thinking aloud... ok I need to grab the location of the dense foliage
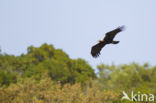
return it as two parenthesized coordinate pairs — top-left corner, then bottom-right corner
(0, 43), (96, 86)
(0, 43), (155, 103)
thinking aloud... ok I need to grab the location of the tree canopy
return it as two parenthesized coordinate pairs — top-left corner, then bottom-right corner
(0, 43), (96, 86)
(0, 43), (155, 103)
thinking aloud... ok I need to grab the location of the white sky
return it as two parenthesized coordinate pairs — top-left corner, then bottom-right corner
(0, 0), (156, 68)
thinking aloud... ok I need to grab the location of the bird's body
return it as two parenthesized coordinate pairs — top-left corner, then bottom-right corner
(91, 26), (125, 58)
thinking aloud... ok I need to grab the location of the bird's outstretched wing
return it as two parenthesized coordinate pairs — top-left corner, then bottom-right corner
(91, 42), (106, 58)
(104, 26), (125, 41)
(91, 25), (125, 58)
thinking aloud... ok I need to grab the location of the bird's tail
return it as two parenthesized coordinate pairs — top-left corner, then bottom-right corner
(112, 41), (120, 44)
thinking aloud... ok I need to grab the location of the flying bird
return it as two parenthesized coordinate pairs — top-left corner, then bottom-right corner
(91, 26), (125, 58)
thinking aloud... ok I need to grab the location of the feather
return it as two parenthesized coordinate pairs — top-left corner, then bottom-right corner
(91, 26), (125, 58)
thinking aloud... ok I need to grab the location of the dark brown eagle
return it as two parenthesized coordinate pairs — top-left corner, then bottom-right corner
(91, 26), (125, 58)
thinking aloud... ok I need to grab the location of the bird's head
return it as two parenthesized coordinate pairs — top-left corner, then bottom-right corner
(98, 39), (104, 43)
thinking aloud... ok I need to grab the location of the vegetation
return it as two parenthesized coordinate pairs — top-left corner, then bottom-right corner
(0, 43), (155, 103)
